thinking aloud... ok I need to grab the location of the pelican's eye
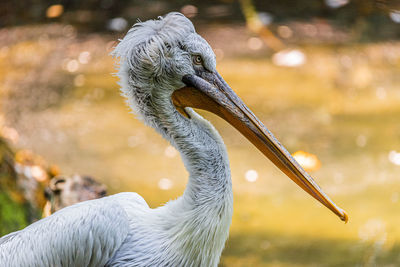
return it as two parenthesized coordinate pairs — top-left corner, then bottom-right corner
(192, 55), (203, 65)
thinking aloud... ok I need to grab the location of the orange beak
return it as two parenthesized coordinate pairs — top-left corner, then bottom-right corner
(172, 71), (348, 222)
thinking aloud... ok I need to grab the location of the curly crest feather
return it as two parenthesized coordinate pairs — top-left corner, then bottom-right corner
(113, 12), (194, 84)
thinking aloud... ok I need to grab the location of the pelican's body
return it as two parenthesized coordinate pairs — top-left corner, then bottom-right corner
(1, 189), (231, 266)
(0, 12), (346, 267)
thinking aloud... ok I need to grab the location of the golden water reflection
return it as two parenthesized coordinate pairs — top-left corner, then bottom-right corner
(1, 27), (400, 266)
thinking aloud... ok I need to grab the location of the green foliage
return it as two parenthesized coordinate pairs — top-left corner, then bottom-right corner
(0, 138), (30, 236)
(0, 192), (29, 236)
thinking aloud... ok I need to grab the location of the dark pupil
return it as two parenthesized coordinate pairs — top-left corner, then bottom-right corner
(196, 56), (201, 63)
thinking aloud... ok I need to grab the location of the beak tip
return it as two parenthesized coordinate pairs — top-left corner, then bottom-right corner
(340, 210), (349, 223)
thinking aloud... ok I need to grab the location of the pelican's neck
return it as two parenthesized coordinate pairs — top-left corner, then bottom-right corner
(151, 94), (233, 208)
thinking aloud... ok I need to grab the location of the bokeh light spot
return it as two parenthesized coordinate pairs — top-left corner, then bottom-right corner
(388, 150), (400, 166)
(356, 135), (367, 148)
(258, 12), (273, 26)
(158, 178), (173, 190)
(107, 17), (128, 32)
(46, 5), (64, 18)
(324, 0), (349, 9)
(78, 51), (91, 64)
(164, 145), (177, 158)
(245, 169), (258, 182)
(1, 126), (19, 144)
(389, 11), (400, 23)
(247, 37), (263, 50)
(31, 165), (48, 182)
(181, 5), (198, 18)
(128, 133), (145, 148)
(272, 49), (306, 67)
(277, 26), (293, 39)
(66, 59), (79, 73)
(292, 150), (321, 172)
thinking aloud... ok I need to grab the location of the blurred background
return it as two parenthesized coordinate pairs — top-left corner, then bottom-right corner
(1, 0), (400, 266)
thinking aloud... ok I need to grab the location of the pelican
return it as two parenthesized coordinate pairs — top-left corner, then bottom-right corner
(0, 12), (347, 267)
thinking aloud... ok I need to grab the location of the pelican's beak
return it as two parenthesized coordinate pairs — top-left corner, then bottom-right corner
(172, 71), (348, 222)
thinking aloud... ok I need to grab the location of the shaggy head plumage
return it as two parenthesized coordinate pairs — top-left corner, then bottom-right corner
(112, 12), (216, 127)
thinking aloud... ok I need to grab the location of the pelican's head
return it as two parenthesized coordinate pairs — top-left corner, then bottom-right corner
(112, 12), (216, 116)
(113, 12), (348, 222)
